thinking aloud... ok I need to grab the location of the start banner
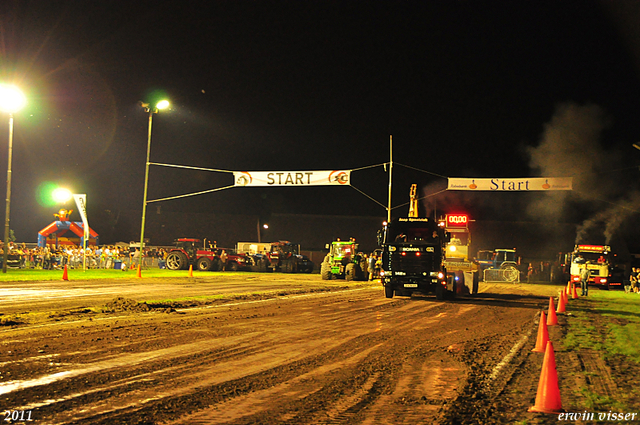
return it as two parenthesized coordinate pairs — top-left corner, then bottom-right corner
(447, 177), (572, 191)
(234, 170), (351, 187)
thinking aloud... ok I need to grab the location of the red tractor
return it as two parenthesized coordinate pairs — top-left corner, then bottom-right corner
(165, 238), (223, 271)
(266, 241), (314, 273)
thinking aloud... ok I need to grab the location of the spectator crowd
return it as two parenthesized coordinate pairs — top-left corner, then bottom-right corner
(0, 242), (168, 270)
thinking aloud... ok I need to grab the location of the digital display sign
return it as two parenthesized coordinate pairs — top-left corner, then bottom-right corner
(446, 214), (469, 227)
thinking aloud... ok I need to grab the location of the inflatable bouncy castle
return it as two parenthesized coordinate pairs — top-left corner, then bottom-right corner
(38, 209), (99, 247)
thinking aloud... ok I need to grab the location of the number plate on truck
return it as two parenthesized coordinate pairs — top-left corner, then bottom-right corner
(404, 283), (418, 288)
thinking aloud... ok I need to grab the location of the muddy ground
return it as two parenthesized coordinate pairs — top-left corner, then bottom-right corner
(0, 274), (636, 424)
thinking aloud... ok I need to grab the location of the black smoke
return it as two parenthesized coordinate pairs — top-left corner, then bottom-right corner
(527, 102), (639, 245)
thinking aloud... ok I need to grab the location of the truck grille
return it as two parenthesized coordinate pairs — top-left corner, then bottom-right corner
(389, 255), (436, 275)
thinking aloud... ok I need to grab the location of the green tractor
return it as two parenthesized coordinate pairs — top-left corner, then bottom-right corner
(320, 239), (367, 281)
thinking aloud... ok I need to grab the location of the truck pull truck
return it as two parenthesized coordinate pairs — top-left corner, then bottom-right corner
(378, 217), (455, 299)
(569, 244), (612, 289)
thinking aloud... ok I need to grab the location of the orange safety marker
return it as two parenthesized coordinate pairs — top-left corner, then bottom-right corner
(532, 311), (550, 352)
(556, 290), (566, 314)
(62, 264), (69, 281)
(572, 282), (579, 299)
(547, 297), (559, 326)
(137, 265), (142, 278)
(528, 340), (563, 414)
(188, 264), (193, 277)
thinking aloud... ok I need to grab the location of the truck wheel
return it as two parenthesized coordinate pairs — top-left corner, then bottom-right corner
(227, 262), (238, 271)
(166, 252), (188, 270)
(435, 284), (445, 300)
(345, 263), (356, 281)
(196, 257), (212, 271)
(447, 280), (457, 300)
(320, 262), (331, 280)
(384, 285), (394, 298)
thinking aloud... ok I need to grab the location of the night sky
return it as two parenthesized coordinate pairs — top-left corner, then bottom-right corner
(2, 0), (640, 246)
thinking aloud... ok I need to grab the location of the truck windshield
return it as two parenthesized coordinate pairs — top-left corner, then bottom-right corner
(447, 232), (468, 246)
(387, 225), (438, 243)
(573, 253), (608, 263)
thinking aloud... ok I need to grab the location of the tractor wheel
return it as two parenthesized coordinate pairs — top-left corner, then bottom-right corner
(166, 252), (188, 270)
(345, 263), (356, 281)
(196, 257), (212, 271)
(257, 258), (268, 272)
(227, 262), (239, 272)
(502, 265), (519, 282)
(320, 262), (332, 280)
(435, 284), (445, 300)
(384, 285), (394, 298)
(281, 260), (292, 273)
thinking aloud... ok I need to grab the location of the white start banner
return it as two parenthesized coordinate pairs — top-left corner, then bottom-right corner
(233, 170), (351, 187)
(447, 177), (573, 191)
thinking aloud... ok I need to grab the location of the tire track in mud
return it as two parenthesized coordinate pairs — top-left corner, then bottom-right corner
(0, 286), (540, 424)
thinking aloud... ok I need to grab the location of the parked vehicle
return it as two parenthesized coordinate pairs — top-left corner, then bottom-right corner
(236, 241), (314, 273)
(165, 238), (222, 271)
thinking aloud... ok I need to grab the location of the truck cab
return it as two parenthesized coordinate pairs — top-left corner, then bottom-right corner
(378, 217), (454, 299)
(570, 244), (611, 288)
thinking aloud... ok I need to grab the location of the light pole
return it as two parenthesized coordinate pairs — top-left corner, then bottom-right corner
(138, 99), (169, 276)
(0, 85), (26, 273)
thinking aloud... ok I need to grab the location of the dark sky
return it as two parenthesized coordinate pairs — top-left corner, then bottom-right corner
(2, 0), (640, 244)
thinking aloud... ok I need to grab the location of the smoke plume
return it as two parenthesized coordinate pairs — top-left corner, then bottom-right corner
(527, 101), (638, 245)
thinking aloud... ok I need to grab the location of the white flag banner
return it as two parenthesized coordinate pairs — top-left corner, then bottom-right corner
(234, 170), (351, 187)
(448, 177), (573, 191)
(72, 194), (90, 239)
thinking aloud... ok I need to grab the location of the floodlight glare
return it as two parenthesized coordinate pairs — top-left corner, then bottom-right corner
(156, 99), (170, 110)
(52, 188), (73, 203)
(0, 85), (26, 113)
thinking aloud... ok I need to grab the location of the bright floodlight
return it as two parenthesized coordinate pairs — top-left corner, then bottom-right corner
(156, 99), (170, 110)
(52, 187), (73, 203)
(0, 85), (26, 113)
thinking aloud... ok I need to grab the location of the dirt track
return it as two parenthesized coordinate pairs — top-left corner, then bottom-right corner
(0, 274), (628, 424)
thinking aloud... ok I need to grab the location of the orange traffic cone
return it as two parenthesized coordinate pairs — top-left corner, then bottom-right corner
(572, 283), (579, 299)
(556, 290), (566, 314)
(528, 340), (563, 414)
(137, 265), (142, 278)
(566, 281), (571, 295)
(188, 264), (193, 277)
(62, 264), (69, 281)
(547, 297), (558, 326)
(532, 311), (550, 352)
